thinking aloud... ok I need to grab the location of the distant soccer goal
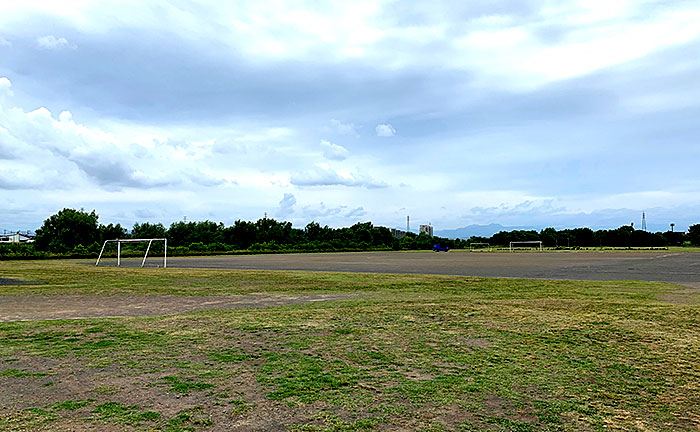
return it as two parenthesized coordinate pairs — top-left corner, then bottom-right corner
(469, 242), (490, 250)
(95, 238), (167, 268)
(509, 241), (543, 252)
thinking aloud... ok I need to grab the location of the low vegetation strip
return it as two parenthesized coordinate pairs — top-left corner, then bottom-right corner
(0, 261), (699, 431)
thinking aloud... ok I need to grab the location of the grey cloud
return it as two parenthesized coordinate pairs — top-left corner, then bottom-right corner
(0, 20), (473, 123)
(0, 173), (33, 190)
(0, 134), (20, 160)
(470, 200), (566, 218)
(134, 209), (156, 219)
(185, 170), (227, 187)
(70, 156), (154, 188)
(345, 207), (366, 219)
(0, 167), (57, 190)
(276, 193), (296, 218)
(301, 202), (347, 219)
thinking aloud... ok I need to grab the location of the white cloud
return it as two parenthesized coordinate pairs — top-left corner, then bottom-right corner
(375, 123), (395, 137)
(36, 35), (74, 50)
(0, 77), (13, 99)
(290, 165), (387, 189)
(328, 119), (359, 136)
(0, 37), (10, 47)
(320, 139), (349, 161)
(1, 5), (700, 230)
(0, 81), (230, 190)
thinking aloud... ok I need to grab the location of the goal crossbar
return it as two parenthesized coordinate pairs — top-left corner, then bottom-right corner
(509, 241), (543, 252)
(95, 238), (167, 268)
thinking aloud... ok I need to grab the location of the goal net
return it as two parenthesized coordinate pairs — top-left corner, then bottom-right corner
(509, 241), (543, 252)
(95, 238), (167, 268)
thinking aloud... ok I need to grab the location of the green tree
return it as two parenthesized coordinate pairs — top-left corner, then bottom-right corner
(688, 224), (700, 246)
(99, 223), (127, 242)
(35, 208), (100, 253)
(131, 222), (167, 239)
(539, 227), (558, 247)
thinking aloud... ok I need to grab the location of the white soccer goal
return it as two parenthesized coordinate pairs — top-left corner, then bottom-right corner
(95, 238), (167, 268)
(509, 241), (543, 252)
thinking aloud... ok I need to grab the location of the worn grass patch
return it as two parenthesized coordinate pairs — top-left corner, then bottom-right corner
(0, 260), (699, 430)
(91, 401), (161, 425)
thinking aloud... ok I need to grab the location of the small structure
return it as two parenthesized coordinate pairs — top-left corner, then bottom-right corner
(0, 232), (35, 243)
(390, 228), (407, 239)
(419, 224), (433, 237)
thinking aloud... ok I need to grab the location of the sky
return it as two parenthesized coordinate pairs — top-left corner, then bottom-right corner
(1, 0), (700, 234)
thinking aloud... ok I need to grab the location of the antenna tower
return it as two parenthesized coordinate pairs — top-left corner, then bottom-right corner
(641, 212), (647, 231)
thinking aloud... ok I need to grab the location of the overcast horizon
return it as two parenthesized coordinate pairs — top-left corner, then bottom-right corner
(2, 1), (700, 233)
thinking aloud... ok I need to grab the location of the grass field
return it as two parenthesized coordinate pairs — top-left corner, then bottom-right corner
(1, 261), (699, 431)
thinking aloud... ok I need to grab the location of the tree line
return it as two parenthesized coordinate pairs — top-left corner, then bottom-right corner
(8, 208), (465, 257)
(1, 208), (699, 259)
(470, 225), (699, 248)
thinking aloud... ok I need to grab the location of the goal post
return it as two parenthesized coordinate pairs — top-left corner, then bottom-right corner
(509, 241), (543, 252)
(95, 238), (167, 268)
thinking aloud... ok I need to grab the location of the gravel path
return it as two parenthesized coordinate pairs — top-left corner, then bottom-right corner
(147, 250), (700, 286)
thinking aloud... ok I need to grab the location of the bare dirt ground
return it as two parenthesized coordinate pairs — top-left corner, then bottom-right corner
(4, 251), (698, 322)
(0, 293), (358, 322)
(152, 250), (700, 286)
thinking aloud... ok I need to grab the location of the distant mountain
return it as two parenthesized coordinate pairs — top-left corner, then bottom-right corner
(435, 224), (538, 239)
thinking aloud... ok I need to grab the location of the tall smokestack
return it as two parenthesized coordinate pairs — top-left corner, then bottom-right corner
(407, 215), (410, 232)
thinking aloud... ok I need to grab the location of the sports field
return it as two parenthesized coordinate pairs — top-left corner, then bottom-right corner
(1, 251), (699, 431)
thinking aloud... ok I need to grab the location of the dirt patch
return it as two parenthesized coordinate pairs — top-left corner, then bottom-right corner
(463, 337), (491, 348)
(657, 286), (700, 304)
(0, 293), (360, 322)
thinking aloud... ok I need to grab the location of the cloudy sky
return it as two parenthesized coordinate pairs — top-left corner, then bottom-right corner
(1, 1), (699, 234)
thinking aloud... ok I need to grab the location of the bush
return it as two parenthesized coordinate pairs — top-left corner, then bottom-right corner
(71, 244), (90, 256)
(688, 224), (700, 246)
(188, 242), (207, 252)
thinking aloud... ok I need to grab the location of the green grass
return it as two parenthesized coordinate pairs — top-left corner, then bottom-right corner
(0, 368), (48, 378)
(0, 260), (699, 431)
(91, 401), (161, 425)
(163, 376), (215, 394)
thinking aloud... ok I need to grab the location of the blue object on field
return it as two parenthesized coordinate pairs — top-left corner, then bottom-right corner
(433, 244), (450, 252)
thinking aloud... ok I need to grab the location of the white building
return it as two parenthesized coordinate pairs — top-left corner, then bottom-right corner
(419, 224), (433, 236)
(0, 232), (35, 243)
